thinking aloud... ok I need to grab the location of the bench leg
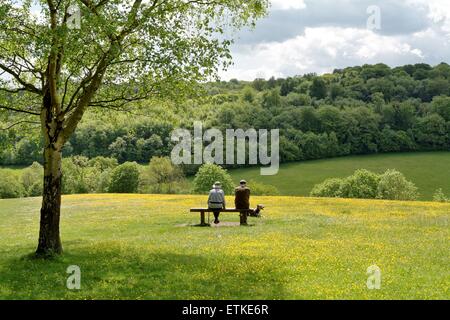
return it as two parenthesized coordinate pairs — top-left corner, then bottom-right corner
(200, 211), (209, 226)
(240, 212), (248, 226)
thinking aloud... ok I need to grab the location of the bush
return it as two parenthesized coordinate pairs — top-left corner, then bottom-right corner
(96, 170), (113, 193)
(0, 172), (25, 199)
(310, 169), (418, 201)
(61, 156), (117, 194)
(28, 181), (43, 197)
(433, 188), (448, 203)
(88, 157), (118, 193)
(21, 162), (43, 197)
(140, 156), (187, 194)
(108, 162), (140, 193)
(248, 180), (279, 196)
(14, 138), (42, 165)
(88, 156), (118, 171)
(310, 178), (344, 198)
(376, 169), (418, 200)
(193, 163), (234, 194)
(62, 156), (95, 194)
(340, 169), (380, 199)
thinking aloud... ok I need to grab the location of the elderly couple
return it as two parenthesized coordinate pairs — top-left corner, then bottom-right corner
(207, 180), (262, 224)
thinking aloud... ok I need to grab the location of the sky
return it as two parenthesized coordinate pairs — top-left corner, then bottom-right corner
(219, 0), (450, 80)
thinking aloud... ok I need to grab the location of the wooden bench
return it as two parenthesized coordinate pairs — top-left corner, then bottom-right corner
(190, 208), (255, 226)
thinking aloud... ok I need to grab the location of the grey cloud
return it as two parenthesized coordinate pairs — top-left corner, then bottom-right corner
(221, 0), (450, 80)
(234, 0), (430, 45)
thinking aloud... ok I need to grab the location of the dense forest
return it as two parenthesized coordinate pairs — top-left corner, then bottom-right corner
(1, 62), (449, 169)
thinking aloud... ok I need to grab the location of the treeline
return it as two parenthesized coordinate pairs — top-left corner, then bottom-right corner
(1, 63), (449, 166)
(210, 97), (449, 162)
(0, 158), (279, 199)
(206, 63), (450, 162)
(0, 118), (177, 165)
(0, 156), (189, 199)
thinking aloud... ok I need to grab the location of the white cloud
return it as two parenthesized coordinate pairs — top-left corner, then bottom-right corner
(416, 0), (450, 21)
(405, 0), (450, 33)
(221, 0), (450, 80)
(270, 0), (306, 10)
(427, 1), (450, 34)
(222, 27), (428, 80)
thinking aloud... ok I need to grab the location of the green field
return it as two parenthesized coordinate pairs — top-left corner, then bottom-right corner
(228, 152), (450, 200)
(0, 194), (449, 299)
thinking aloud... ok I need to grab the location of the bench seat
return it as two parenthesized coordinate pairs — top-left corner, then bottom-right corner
(189, 208), (254, 226)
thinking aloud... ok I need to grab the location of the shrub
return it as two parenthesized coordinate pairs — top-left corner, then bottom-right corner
(62, 156), (94, 194)
(193, 163), (234, 194)
(87, 157), (118, 193)
(140, 157), (187, 194)
(310, 169), (419, 201)
(0, 172), (25, 199)
(433, 188), (448, 203)
(21, 162), (43, 196)
(310, 178), (344, 198)
(88, 156), (118, 171)
(28, 181), (43, 197)
(340, 169), (380, 199)
(376, 169), (418, 200)
(108, 162), (140, 193)
(62, 156), (115, 194)
(248, 180), (279, 196)
(96, 170), (113, 193)
(14, 138), (42, 165)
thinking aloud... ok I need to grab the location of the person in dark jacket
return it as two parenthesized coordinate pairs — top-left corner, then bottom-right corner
(235, 180), (264, 217)
(235, 180), (250, 209)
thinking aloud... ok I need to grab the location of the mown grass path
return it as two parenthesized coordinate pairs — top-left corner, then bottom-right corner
(0, 194), (449, 299)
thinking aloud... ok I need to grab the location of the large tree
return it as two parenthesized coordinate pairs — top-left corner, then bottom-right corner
(0, 0), (267, 256)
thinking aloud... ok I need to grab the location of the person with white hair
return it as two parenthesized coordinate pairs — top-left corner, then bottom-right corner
(208, 181), (226, 224)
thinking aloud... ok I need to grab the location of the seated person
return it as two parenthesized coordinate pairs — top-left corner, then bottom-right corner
(235, 180), (250, 209)
(235, 180), (264, 217)
(208, 181), (226, 224)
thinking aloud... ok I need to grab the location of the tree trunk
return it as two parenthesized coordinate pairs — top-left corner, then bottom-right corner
(35, 146), (63, 256)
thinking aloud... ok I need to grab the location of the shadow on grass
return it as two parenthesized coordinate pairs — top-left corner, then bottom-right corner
(0, 242), (288, 300)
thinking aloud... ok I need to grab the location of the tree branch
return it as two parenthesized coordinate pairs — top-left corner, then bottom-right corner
(60, 0), (145, 144)
(0, 63), (42, 94)
(0, 120), (40, 130)
(0, 105), (40, 116)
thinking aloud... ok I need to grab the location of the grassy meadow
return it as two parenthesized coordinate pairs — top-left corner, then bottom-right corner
(0, 194), (449, 299)
(228, 152), (450, 200)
